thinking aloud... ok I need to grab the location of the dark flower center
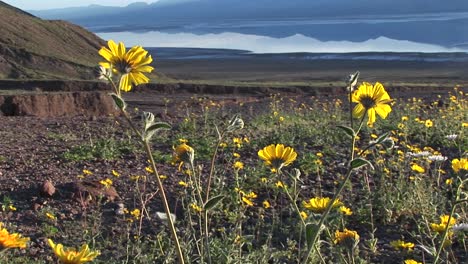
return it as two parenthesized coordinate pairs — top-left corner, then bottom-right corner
(359, 95), (376, 109)
(113, 59), (132, 74)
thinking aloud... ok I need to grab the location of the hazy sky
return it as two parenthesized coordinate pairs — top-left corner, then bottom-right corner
(3, 0), (158, 10)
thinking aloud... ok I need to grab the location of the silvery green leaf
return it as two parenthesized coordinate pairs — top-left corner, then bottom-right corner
(417, 244), (435, 256)
(110, 93), (126, 110)
(375, 132), (390, 144)
(227, 114), (244, 132)
(347, 71), (360, 91)
(380, 138), (395, 149)
(142, 112), (155, 130)
(337, 125), (356, 138)
(350, 158), (374, 170)
(146, 122), (171, 133)
(156, 211), (177, 224)
(306, 223), (323, 251)
(144, 122), (171, 142)
(204, 195), (225, 211)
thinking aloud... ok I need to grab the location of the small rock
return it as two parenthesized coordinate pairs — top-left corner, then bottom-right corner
(71, 180), (120, 204)
(40, 180), (55, 197)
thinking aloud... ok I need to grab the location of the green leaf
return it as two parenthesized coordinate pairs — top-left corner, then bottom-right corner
(380, 138), (395, 149)
(375, 132), (390, 144)
(350, 158), (374, 170)
(336, 125), (355, 138)
(110, 93), (126, 110)
(305, 223), (321, 251)
(204, 195), (224, 211)
(145, 122), (171, 133)
(143, 122), (171, 142)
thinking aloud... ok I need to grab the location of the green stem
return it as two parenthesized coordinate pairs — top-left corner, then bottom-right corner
(205, 132), (224, 202)
(114, 96), (185, 263)
(303, 115), (366, 262)
(144, 142), (185, 264)
(433, 179), (467, 264)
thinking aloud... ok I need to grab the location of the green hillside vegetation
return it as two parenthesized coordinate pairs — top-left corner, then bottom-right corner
(0, 1), (105, 79)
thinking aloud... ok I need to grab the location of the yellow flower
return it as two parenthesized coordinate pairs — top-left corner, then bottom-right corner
(233, 161), (244, 170)
(190, 203), (202, 213)
(258, 144), (297, 171)
(145, 166), (154, 173)
(82, 170), (93, 175)
(390, 240), (415, 251)
(316, 152), (323, 158)
(275, 181), (286, 189)
(99, 40), (154, 92)
(48, 239), (100, 264)
(445, 178), (453, 185)
(130, 209), (140, 219)
(425, 119), (433, 128)
(99, 178), (113, 188)
(339, 206), (353, 216)
(233, 152), (241, 158)
(46, 212), (57, 220)
(452, 158), (468, 173)
(401, 116), (409, 122)
(404, 260), (422, 264)
(431, 214), (457, 233)
(172, 143), (195, 170)
(111, 170), (120, 177)
(262, 200), (271, 209)
(233, 137), (243, 148)
(303, 197), (343, 214)
(300, 211), (308, 220)
(242, 196), (254, 207)
(178, 181), (188, 187)
(219, 142), (228, 148)
(411, 164), (425, 173)
(0, 223), (29, 249)
(351, 82), (392, 126)
(334, 228), (359, 245)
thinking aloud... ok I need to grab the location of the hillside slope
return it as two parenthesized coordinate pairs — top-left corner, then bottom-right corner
(0, 1), (105, 79)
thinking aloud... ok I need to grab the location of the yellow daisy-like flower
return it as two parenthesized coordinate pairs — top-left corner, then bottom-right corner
(172, 143), (195, 170)
(99, 40), (154, 92)
(425, 119), (433, 128)
(351, 82), (392, 126)
(233, 161), (244, 170)
(404, 260), (422, 264)
(262, 200), (271, 209)
(190, 203), (203, 213)
(452, 158), (468, 173)
(99, 178), (113, 188)
(430, 214), (457, 233)
(334, 228), (359, 245)
(258, 144), (297, 172)
(48, 239), (100, 264)
(303, 197), (343, 214)
(390, 240), (415, 251)
(339, 206), (353, 216)
(411, 164), (425, 173)
(0, 223), (29, 249)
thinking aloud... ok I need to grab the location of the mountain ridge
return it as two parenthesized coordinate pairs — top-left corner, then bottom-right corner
(0, 1), (106, 79)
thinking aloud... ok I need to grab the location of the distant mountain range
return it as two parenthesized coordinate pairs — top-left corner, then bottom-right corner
(0, 1), (104, 79)
(32, 0), (468, 24)
(28, 0), (468, 49)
